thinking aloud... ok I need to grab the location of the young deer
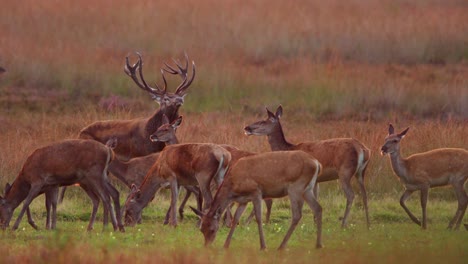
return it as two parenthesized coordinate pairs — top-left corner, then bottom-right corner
(0, 139), (124, 232)
(244, 105), (371, 228)
(380, 124), (468, 229)
(79, 53), (195, 159)
(192, 151), (323, 250)
(123, 117), (231, 226)
(106, 138), (201, 223)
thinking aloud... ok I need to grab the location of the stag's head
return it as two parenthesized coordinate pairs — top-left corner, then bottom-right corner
(123, 184), (143, 227)
(0, 183), (13, 229)
(244, 105), (283, 136)
(149, 115), (182, 143)
(380, 124), (410, 156)
(124, 53), (195, 110)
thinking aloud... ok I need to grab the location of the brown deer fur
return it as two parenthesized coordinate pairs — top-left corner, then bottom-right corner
(193, 150), (323, 250)
(124, 143), (231, 227)
(244, 105), (371, 228)
(0, 139), (124, 232)
(381, 124), (468, 229)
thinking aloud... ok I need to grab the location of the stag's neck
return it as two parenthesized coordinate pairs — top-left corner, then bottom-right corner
(267, 123), (295, 151)
(108, 159), (130, 187)
(389, 149), (410, 182)
(145, 106), (180, 135)
(5, 178), (30, 210)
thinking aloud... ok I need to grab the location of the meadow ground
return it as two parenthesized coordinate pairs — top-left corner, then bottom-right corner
(1, 0), (467, 263)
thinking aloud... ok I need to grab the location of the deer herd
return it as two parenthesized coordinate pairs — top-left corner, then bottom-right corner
(0, 53), (466, 250)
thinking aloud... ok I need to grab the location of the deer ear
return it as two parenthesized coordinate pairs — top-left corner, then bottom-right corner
(172, 116), (183, 129)
(266, 107), (276, 120)
(275, 105), (283, 119)
(190, 206), (204, 219)
(398, 127), (410, 138)
(388, 123), (395, 135)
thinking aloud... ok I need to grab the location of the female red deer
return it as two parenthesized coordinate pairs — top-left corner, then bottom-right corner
(381, 124), (468, 229)
(193, 151), (323, 250)
(244, 105), (371, 228)
(124, 116), (231, 227)
(0, 139), (124, 232)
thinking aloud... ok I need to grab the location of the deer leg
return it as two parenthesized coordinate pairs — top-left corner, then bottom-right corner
(223, 203), (234, 227)
(357, 168), (370, 229)
(12, 185), (42, 230)
(26, 207), (39, 230)
(80, 185), (101, 231)
(105, 181), (124, 232)
(420, 187), (429, 230)
(45, 188), (59, 230)
(178, 187), (192, 221)
(264, 199), (273, 224)
(244, 208), (255, 225)
(339, 175), (355, 228)
(245, 199), (272, 225)
(198, 177), (213, 212)
(168, 179), (179, 227)
(304, 187), (323, 249)
(58, 186), (67, 204)
(252, 194), (266, 250)
(449, 181), (468, 230)
(278, 191), (303, 250)
(400, 189), (421, 226)
(223, 203), (247, 249)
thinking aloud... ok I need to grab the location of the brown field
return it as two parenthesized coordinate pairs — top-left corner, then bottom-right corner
(0, 0), (467, 263)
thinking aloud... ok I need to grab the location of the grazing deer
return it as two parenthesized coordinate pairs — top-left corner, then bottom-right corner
(244, 105), (371, 228)
(124, 119), (231, 227)
(106, 138), (201, 223)
(192, 151), (323, 250)
(78, 53), (196, 160)
(0, 139), (124, 232)
(380, 124), (468, 229)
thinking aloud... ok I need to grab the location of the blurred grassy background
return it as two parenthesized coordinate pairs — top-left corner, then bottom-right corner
(1, 0), (467, 119)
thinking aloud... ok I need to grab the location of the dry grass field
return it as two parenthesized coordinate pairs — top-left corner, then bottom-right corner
(0, 0), (467, 263)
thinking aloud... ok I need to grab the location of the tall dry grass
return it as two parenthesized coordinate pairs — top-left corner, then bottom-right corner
(1, 0), (467, 119)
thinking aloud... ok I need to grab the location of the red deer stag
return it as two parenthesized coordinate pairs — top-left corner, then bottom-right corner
(381, 124), (468, 229)
(124, 140), (231, 227)
(244, 105), (371, 228)
(79, 53), (195, 160)
(0, 67), (5, 74)
(192, 151), (323, 250)
(0, 139), (124, 232)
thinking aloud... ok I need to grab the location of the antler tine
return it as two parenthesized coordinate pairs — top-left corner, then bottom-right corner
(175, 60), (196, 95)
(160, 69), (168, 93)
(124, 52), (165, 96)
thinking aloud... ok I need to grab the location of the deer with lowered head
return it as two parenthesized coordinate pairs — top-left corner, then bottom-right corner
(105, 136), (201, 224)
(380, 124), (468, 229)
(244, 105), (371, 228)
(0, 139), (124, 232)
(124, 117), (231, 227)
(149, 115), (267, 226)
(192, 150), (323, 250)
(79, 53), (195, 160)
